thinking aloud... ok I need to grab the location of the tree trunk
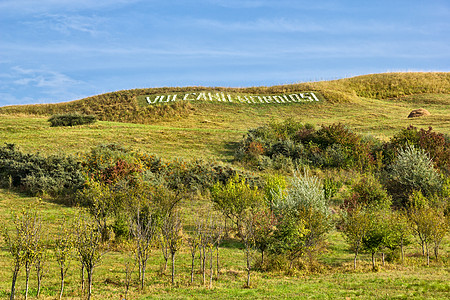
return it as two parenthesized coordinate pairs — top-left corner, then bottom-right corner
(400, 240), (404, 264)
(371, 252), (375, 270)
(10, 264), (20, 300)
(202, 248), (206, 285)
(87, 268), (93, 300)
(171, 252), (175, 285)
(246, 249), (251, 287)
(426, 243), (430, 266)
(81, 263), (85, 296)
(434, 242), (440, 260)
(190, 253), (195, 283)
(25, 262), (30, 300)
(353, 249), (358, 270)
(382, 252), (385, 266)
(209, 248), (213, 289)
(216, 247), (220, 280)
(261, 250), (265, 266)
(59, 267), (64, 300)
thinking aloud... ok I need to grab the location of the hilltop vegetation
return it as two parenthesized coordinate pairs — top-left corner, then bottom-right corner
(1, 72), (449, 124)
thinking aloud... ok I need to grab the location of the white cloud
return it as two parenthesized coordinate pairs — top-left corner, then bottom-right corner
(0, 0), (143, 15)
(24, 14), (105, 36)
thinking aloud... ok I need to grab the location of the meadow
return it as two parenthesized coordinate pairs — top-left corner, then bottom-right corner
(0, 72), (449, 299)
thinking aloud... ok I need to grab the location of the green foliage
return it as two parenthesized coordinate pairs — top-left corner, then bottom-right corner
(211, 175), (264, 225)
(344, 174), (392, 210)
(384, 125), (450, 174)
(236, 121), (378, 171)
(270, 172), (332, 266)
(48, 113), (97, 127)
(387, 145), (442, 206)
(0, 143), (84, 198)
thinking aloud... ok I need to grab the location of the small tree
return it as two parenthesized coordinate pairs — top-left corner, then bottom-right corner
(74, 213), (104, 300)
(238, 209), (256, 288)
(2, 208), (43, 300)
(161, 212), (183, 285)
(388, 145), (442, 206)
(383, 210), (412, 264)
(340, 205), (371, 269)
(362, 211), (388, 269)
(54, 223), (74, 299)
(211, 175), (263, 229)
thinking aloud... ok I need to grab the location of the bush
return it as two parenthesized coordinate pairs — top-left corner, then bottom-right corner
(386, 145), (442, 207)
(0, 144), (84, 198)
(48, 113), (97, 127)
(343, 174), (392, 211)
(384, 126), (450, 174)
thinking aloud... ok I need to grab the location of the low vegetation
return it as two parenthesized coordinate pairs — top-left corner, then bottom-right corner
(0, 72), (449, 299)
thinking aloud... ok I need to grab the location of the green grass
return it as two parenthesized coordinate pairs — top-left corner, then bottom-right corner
(1, 189), (449, 299)
(1, 94), (448, 162)
(0, 72), (449, 299)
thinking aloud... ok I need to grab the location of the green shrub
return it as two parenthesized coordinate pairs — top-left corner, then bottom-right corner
(386, 145), (442, 207)
(48, 113), (97, 127)
(0, 143), (84, 198)
(384, 126), (450, 174)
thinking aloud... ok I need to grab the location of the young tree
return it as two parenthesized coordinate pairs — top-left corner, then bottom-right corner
(362, 211), (388, 270)
(238, 209), (256, 288)
(2, 208), (43, 300)
(77, 180), (118, 242)
(54, 223), (74, 299)
(161, 212), (183, 285)
(211, 175), (263, 229)
(340, 205), (371, 269)
(188, 220), (202, 284)
(383, 210), (412, 264)
(74, 213), (104, 300)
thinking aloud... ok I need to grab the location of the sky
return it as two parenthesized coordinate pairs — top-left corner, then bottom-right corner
(0, 0), (449, 106)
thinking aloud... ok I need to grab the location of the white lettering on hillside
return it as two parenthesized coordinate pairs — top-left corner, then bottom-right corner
(145, 92), (320, 105)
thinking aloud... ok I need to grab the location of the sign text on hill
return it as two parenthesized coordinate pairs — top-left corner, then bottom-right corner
(145, 92), (320, 105)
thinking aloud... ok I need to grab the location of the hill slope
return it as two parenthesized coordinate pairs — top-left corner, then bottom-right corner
(0, 72), (449, 124)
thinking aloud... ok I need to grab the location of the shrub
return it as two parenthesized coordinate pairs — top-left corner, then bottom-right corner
(0, 144), (84, 198)
(48, 113), (97, 127)
(384, 126), (450, 174)
(386, 145), (442, 207)
(343, 174), (392, 211)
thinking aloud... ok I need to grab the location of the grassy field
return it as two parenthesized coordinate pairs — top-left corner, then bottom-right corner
(1, 93), (449, 161)
(0, 73), (449, 299)
(0, 189), (449, 299)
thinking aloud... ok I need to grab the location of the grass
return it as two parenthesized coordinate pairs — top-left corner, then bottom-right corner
(1, 94), (449, 162)
(0, 72), (449, 299)
(1, 189), (449, 299)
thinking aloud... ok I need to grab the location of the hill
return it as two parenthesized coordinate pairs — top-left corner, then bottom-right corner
(1, 72), (449, 125)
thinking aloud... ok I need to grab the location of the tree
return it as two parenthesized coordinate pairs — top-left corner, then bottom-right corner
(3, 208), (42, 299)
(340, 205), (372, 269)
(2, 208), (43, 300)
(270, 171), (331, 268)
(383, 210), (412, 264)
(161, 211), (183, 285)
(54, 223), (74, 299)
(77, 179), (118, 242)
(74, 213), (104, 300)
(211, 175), (263, 229)
(238, 209), (256, 287)
(362, 211), (389, 269)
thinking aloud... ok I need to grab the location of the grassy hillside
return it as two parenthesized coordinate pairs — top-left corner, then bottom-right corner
(0, 72), (449, 299)
(0, 72), (449, 125)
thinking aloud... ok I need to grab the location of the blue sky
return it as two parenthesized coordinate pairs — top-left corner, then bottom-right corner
(1, 0), (449, 105)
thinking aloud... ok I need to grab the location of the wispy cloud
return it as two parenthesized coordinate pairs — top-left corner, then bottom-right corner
(0, 0), (143, 15)
(0, 66), (92, 105)
(24, 14), (106, 36)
